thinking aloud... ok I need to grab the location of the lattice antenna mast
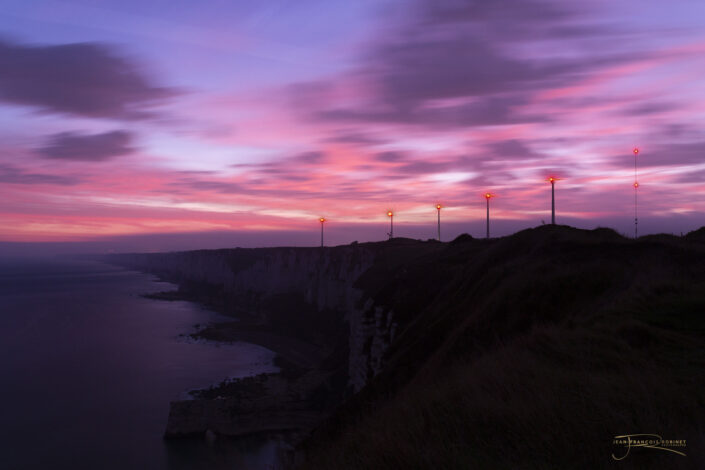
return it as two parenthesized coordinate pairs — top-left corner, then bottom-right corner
(633, 148), (639, 239)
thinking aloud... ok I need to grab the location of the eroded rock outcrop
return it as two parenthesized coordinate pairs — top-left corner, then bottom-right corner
(110, 245), (393, 393)
(164, 372), (329, 438)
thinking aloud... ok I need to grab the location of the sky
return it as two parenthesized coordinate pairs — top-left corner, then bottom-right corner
(1, 0), (704, 252)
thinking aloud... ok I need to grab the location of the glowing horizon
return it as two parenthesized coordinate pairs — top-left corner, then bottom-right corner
(1, 1), (705, 248)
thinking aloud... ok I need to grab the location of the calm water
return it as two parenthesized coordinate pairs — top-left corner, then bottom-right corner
(0, 258), (283, 469)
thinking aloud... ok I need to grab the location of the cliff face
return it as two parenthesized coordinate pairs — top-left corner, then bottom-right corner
(105, 227), (705, 465)
(109, 243), (404, 393)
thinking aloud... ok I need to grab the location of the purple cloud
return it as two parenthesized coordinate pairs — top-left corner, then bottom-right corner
(418, 0), (572, 28)
(169, 176), (333, 199)
(385, 154), (482, 178)
(320, 95), (547, 128)
(620, 101), (675, 116)
(674, 169), (705, 184)
(0, 39), (174, 119)
(395, 160), (457, 175)
(374, 151), (405, 162)
(0, 164), (80, 185)
(37, 130), (135, 162)
(485, 140), (545, 160)
(292, 151), (325, 164)
(612, 141), (705, 168)
(324, 131), (388, 146)
(301, 0), (631, 129)
(173, 179), (244, 194)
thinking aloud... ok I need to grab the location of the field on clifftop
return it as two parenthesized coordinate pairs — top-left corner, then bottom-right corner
(297, 225), (705, 469)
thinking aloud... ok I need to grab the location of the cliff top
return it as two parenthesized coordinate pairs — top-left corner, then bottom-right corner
(297, 224), (705, 469)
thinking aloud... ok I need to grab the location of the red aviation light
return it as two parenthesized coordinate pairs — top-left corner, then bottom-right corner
(633, 148), (639, 155)
(633, 182), (639, 188)
(319, 217), (326, 223)
(436, 204), (442, 210)
(387, 211), (393, 217)
(484, 192), (494, 199)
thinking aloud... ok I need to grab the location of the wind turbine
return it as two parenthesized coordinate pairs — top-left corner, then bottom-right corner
(484, 193), (495, 239)
(387, 210), (394, 239)
(319, 217), (326, 247)
(435, 204), (442, 241)
(547, 176), (560, 225)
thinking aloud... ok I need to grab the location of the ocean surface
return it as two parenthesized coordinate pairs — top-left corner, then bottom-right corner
(0, 258), (283, 469)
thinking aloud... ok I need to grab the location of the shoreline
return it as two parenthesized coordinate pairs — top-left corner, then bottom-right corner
(146, 289), (330, 371)
(140, 288), (340, 443)
(191, 322), (329, 370)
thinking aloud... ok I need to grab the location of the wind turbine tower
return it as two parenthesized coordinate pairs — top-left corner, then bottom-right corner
(436, 204), (442, 241)
(484, 193), (495, 239)
(547, 176), (559, 225)
(387, 211), (394, 239)
(319, 217), (326, 247)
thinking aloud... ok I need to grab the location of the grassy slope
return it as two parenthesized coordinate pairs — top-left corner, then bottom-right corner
(297, 225), (705, 469)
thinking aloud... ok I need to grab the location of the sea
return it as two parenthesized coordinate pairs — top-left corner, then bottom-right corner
(0, 257), (284, 469)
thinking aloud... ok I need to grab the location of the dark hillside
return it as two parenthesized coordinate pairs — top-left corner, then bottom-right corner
(297, 225), (705, 469)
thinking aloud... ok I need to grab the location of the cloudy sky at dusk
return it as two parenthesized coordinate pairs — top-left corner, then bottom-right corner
(1, 0), (704, 251)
